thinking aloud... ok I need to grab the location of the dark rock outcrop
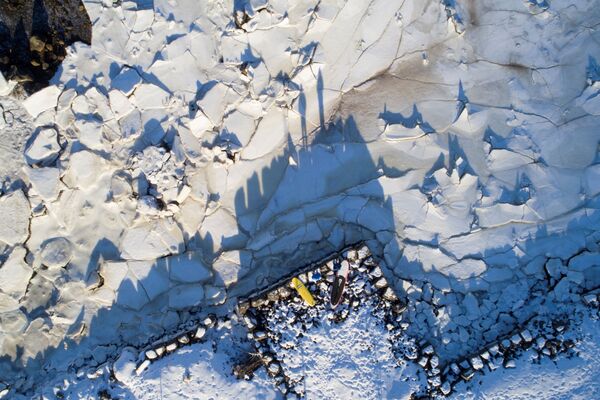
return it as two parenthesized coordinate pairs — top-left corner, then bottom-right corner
(0, 0), (91, 94)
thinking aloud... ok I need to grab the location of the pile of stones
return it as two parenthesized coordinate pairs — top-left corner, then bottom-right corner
(237, 246), (600, 399)
(128, 314), (218, 377)
(237, 244), (412, 397)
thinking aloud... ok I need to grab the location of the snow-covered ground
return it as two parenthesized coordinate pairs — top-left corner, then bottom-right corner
(1, 0), (600, 397)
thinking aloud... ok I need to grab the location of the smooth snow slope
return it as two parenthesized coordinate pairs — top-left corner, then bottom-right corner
(0, 0), (600, 397)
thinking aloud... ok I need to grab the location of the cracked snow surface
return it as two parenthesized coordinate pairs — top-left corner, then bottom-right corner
(1, 0), (600, 398)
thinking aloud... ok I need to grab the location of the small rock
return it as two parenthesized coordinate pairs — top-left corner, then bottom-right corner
(542, 347), (552, 356)
(325, 260), (335, 270)
(405, 347), (419, 360)
(503, 359), (516, 368)
(519, 329), (533, 343)
(319, 282), (328, 292)
(510, 334), (522, 346)
(357, 245), (370, 259)
(217, 318), (232, 330)
(488, 344), (500, 356)
(203, 315), (216, 328)
(363, 256), (377, 266)
(254, 331), (267, 341)
(243, 316), (256, 330)
(268, 362), (281, 375)
(583, 293), (598, 306)
(262, 354), (274, 364)
(135, 360), (151, 375)
(429, 375), (441, 387)
(237, 301), (250, 315)
(346, 249), (358, 260)
(460, 368), (474, 381)
(267, 290), (280, 302)
(440, 381), (451, 395)
(449, 363), (461, 375)
(178, 335), (190, 345)
(29, 36), (45, 52)
(374, 278), (388, 289)
(382, 287), (398, 301)
(422, 345), (434, 355)
(86, 368), (103, 379)
(470, 356), (484, 370)
(536, 337), (547, 350)
(251, 298), (266, 308)
(278, 286), (292, 299)
(166, 342), (178, 352)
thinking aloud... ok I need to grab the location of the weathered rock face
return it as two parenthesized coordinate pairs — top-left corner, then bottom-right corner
(0, 0), (91, 93)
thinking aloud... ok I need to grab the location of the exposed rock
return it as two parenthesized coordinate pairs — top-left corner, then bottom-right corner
(0, 0), (91, 93)
(135, 359), (150, 375)
(194, 326), (206, 340)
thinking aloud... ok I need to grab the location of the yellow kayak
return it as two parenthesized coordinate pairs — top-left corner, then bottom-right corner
(291, 277), (316, 306)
